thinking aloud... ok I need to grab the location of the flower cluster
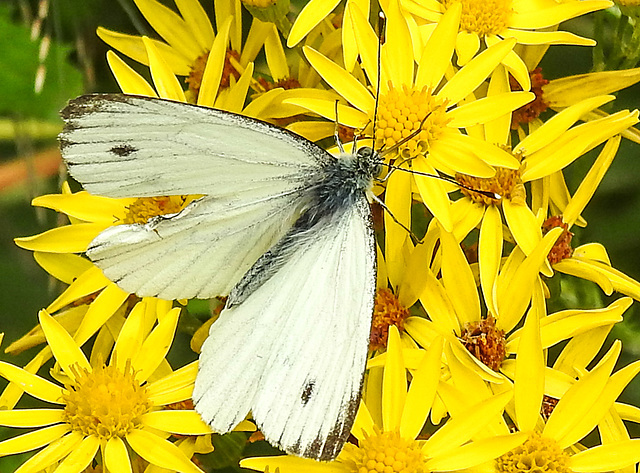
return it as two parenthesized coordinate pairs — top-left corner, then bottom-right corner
(4, 0), (640, 472)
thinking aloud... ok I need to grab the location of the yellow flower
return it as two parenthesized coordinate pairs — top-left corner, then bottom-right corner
(452, 95), (638, 288)
(496, 307), (640, 472)
(401, 0), (613, 87)
(0, 303), (254, 473)
(240, 326), (527, 473)
(396, 226), (634, 389)
(12, 184), (195, 355)
(539, 135), (640, 301)
(97, 0), (285, 111)
(285, 1), (533, 237)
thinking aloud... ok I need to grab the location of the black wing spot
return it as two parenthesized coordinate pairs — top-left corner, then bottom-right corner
(110, 144), (137, 157)
(301, 381), (315, 405)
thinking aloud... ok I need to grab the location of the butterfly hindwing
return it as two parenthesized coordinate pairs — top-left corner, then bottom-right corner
(193, 196), (376, 460)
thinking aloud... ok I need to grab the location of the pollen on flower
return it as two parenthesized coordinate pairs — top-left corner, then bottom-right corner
(443, 0), (513, 36)
(542, 216), (574, 264)
(123, 196), (192, 224)
(460, 316), (506, 371)
(63, 361), (152, 439)
(456, 164), (524, 206)
(185, 50), (210, 100)
(496, 432), (571, 473)
(257, 76), (302, 92)
(541, 395), (559, 421)
(375, 84), (449, 159)
(370, 288), (410, 351)
(511, 68), (550, 129)
(341, 427), (425, 473)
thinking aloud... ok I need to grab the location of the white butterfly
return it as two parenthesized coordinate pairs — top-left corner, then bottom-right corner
(60, 94), (379, 460)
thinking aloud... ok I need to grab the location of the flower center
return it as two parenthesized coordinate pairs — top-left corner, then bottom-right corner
(443, 0), (513, 36)
(542, 216), (574, 264)
(456, 164), (524, 206)
(63, 361), (152, 440)
(370, 288), (410, 351)
(123, 196), (195, 224)
(459, 316), (506, 371)
(375, 84), (449, 159)
(342, 427), (426, 473)
(511, 68), (549, 130)
(496, 432), (571, 473)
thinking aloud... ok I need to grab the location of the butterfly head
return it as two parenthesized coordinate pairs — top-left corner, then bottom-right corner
(354, 145), (384, 181)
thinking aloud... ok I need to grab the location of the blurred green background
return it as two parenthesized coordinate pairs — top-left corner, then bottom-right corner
(1, 0), (640, 471)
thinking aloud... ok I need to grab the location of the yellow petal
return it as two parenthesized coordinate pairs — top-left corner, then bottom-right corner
(39, 310), (91, 377)
(127, 429), (204, 473)
(544, 67), (640, 108)
(133, 0), (201, 61)
(13, 432), (83, 473)
(54, 434), (100, 473)
(447, 91), (534, 128)
(287, 0), (341, 47)
(384, 0), (414, 87)
(175, 0), (215, 51)
(382, 326), (406, 432)
(563, 135), (619, 227)
(514, 95), (614, 156)
(133, 308), (181, 383)
(426, 433), (527, 470)
(112, 301), (146, 371)
(283, 96), (369, 128)
(303, 46), (376, 115)
(439, 37), (516, 104)
(265, 24), (289, 81)
(34, 252), (93, 286)
(503, 28), (595, 46)
(514, 300), (544, 432)
(455, 30), (480, 66)
(0, 409), (64, 427)
(543, 341), (620, 446)
(570, 440), (640, 472)
(0, 362), (63, 404)
(45, 266), (110, 314)
(241, 455), (348, 473)
(147, 361), (198, 404)
(479, 205), (502, 316)
(14, 223), (108, 253)
(105, 436), (132, 473)
(440, 229), (480, 324)
(415, 2), (461, 89)
(348, 2), (378, 90)
(502, 198), (541, 255)
(107, 51), (157, 97)
(197, 16), (233, 107)
(72, 283), (130, 346)
(142, 410), (212, 435)
(399, 337), (443, 439)
(412, 160), (454, 232)
(143, 36), (187, 102)
(423, 391), (512, 457)
(97, 27), (192, 75)
(509, 1), (613, 29)
(0, 424), (70, 455)
(223, 62), (254, 113)
(342, 0), (369, 71)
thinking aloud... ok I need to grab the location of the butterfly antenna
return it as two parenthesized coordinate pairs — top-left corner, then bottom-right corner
(372, 11), (385, 152)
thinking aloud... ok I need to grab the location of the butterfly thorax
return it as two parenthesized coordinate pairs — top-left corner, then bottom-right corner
(309, 146), (382, 218)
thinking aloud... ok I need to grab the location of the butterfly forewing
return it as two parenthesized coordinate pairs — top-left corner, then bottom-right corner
(59, 95), (336, 299)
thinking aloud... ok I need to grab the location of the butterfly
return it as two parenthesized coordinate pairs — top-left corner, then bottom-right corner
(59, 93), (381, 460)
